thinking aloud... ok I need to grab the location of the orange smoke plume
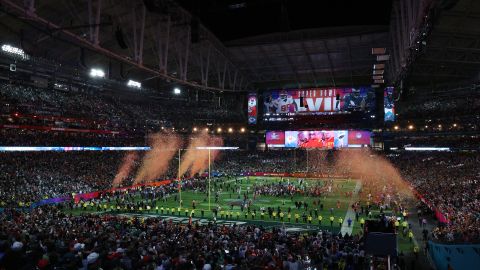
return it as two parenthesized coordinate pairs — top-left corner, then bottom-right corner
(112, 152), (138, 187)
(135, 132), (181, 184)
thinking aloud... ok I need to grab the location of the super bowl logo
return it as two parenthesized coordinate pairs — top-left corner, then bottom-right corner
(248, 116), (256, 124)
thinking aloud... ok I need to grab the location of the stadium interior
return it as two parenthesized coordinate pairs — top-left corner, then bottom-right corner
(0, 0), (479, 269)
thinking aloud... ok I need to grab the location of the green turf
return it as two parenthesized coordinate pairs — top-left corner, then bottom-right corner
(65, 176), (416, 253)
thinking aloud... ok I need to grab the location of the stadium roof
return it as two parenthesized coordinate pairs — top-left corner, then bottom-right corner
(0, 0), (478, 93)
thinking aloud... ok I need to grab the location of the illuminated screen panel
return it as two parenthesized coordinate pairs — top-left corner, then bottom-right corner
(384, 87), (395, 122)
(266, 131), (285, 147)
(247, 93), (257, 125)
(263, 87), (375, 119)
(268, 130), (370, 148)
(347, 130), (371, 145)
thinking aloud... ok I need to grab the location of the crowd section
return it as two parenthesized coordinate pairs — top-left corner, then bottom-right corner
(389, 152), (480, 243)
(0, 83), (244, 132)
(0, 148), (478, 243)
(0, 206), (370, 270)
(397, 85), (480, 131)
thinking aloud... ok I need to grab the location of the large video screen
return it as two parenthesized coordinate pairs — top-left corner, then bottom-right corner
(247, 93), (257, 124)
(265, 131), (285, 147)
(263, 87), (375, 118)
(268, 130), (370, 149)
(384, 87), (395, 122)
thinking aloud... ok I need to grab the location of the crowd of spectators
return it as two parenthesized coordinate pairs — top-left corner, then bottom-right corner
(0, 206), (369, 270)
(388, 152), (480, 243)
(0, 83), (244, 132)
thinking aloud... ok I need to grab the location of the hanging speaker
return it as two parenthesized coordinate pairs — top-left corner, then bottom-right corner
(115, 27), (128, 49)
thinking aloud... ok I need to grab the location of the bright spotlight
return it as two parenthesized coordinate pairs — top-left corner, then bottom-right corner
(394, 126), (399, 130)
(193, 127), (198, 132)
(453, 123), (457, 127)
(89, 68), (105, 78)
(205, 128), (209, 132)
(240, 128), (245, 133)
(408, 125), (414, 130)
(217, 127), (222, 133)
(228, 128), (233, 133)
(173, 87), (181, 95)
(127, 79), (141, 88)
(1, 44), (29, 60)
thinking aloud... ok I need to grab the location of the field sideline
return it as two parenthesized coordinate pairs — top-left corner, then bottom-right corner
(68, 177), (363, 233)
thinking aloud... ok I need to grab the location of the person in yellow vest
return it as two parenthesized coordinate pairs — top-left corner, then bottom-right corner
(191, 209), (195, 217)
(244, 211), (248, 219)
(139, 207), (143, 211)
(147, 205), (151, 212)
(287, 213), (291, 222)
(237, 212), (240, 219)
(280, 212), (284, 221)
(295, 213), (300, 223)
(403, 210), (408, 220)
(177, 207), (181, 215)
(272, 211), (277, 220)
(338, 217), (343, 227)
(360, 217), (365, 228)
(318, 215), (323, 225)
(408, 230), (414, 242)
(330, 216), (334, 227)
(220, 210), (225, 219)
(251, 212), (255, 219)
(156, 206), (159, 214)
(171, 207), (175, 215)
(130, 206), (134, 211)
(261, 211), (265, 220)
(395, 220), (400, 230)
(117, 206), (121, 211)
(402, 220), (408, 236)
(308, 215), (313, 224)
(185, 208), (189, 217)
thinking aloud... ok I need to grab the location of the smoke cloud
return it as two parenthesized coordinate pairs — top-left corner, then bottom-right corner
(112, 152), (138, 187)
(178, 132), (224, 178)
(134, 132), (181, 184)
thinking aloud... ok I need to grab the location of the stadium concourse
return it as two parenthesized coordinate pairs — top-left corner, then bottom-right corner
(1, 0), (480, 269)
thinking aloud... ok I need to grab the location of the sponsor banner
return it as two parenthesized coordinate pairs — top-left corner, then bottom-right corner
(384, 87), (395, 121)
(0, 124), (121, 134)
(263, 87), (375, 115)
(241, 172), (348, 179)
(247, 93), (257, 124)
(74, 180), (173, 203)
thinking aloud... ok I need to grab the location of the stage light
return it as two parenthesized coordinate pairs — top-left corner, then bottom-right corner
(173, 87), (181, 94)
(127, 79), (141, 88)
(240, 128), (245, 133)
(89, 68), (105, 78)
(408, 125), (414, 130)
(394, 126), (399, 130)
(205, 128), (209, 132)
(217, 127), (222, 133)
(453, 123), (457, 127)
(438, 124), (442, 128)
(228, 128), (233, 133)
(193, 127), (198, 132)
(1, 44), (29, 60)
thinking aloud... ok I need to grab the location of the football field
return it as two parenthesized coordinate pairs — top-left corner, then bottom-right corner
(68, 176), (363, 234)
